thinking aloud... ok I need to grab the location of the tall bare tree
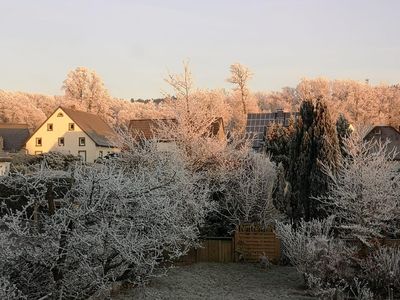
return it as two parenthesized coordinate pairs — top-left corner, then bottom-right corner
(165, 60), (193, 115)
(227, 63), (253, 115)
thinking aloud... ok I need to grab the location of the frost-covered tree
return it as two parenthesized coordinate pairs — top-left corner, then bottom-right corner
(62, 67), (110, 113)
(218, 152), (279, 228)
(317, 128), (400, 245)
(164, 60), (193, 115)
(0, 138), (210, 299)
(227, 63), (253, 115)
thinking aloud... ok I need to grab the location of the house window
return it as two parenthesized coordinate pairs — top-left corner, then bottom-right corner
(78, 150), (87, 162)
(79, 137), (86, 146)
(69, 123), (75, 131)
(36, 137), (42, 146)
(35, 151), (43, 155)
(47, 123), (53, 131)
(99, 150), (103, 158)
(57, 112), (64, 117)
(58, 137), (65, 146)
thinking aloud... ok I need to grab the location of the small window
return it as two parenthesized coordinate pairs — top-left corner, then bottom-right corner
(57, 112), (64, 117)
(69, 123), (75, 131)
(99, 150), (103, 158)
(47, 123), (53, 131)
(36, 137), (42, 146)
(79, 137), (86, 146)
(58, 137), (65, 146)
(35, 151), (43, 155)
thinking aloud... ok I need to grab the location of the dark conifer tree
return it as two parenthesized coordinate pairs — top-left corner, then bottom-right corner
(336, 113), (352, 157)
(264, 117), (295, 170)
(286, 98), (340, 221)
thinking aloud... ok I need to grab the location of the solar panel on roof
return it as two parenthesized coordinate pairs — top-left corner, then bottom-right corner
(245, 111), (298, 150)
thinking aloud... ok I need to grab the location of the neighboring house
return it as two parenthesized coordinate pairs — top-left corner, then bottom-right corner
(128, 117), (225, 151)
(129, 118), (178, 151)
(0, 154), (11, 176)
(0, 123), (30, 153)
(245, 109), (297, 151)
(0, 138), (12, 176)
(25, 107), (119, 163)
(364, 125), (400, 160)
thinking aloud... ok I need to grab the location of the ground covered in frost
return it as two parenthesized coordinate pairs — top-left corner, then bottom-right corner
(113, 263), (314, 300)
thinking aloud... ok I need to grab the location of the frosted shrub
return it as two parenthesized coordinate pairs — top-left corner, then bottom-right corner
(361, 246), (400, 294)
(219, 152), (279, 228)
(0, 276), (27, 300)
(318, 128), (400, 246)
(0, 140), (211, 299)
(349, 278), (375, 300)
(275, 217), (357, 292)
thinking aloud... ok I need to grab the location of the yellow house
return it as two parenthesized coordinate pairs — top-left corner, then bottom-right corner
(25, 107), (119, 162)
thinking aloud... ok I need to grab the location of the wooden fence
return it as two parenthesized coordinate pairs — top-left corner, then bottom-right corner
(384, 239), (400, 248)
(234, 224), (281, 263)
(178, 226), (281, 264)
(178, 237), (234, 264)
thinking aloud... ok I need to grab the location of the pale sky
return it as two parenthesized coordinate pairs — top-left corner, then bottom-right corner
(0, 0), (399, 99)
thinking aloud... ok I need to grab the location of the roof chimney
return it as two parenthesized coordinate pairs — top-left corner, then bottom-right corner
(275, 108), (284, 118)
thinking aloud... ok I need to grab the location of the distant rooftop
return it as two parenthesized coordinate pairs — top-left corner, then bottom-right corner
(364, 125), (400, 160)
(129, 118), (178, 140)
(129, 117), (225, 140)
(0, 123), (30, 152)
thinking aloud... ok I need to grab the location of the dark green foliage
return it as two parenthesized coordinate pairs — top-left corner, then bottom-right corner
(272, 163), (291, 216)
(13, 152), (80, 171)
(200, 191), (234, 237)
(336, 114), (352, 156)
(286, 98), (340, 221)
(264, 118), (295, 170)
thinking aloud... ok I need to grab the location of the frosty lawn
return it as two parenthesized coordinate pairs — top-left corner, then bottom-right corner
(114, 263), (314, 300)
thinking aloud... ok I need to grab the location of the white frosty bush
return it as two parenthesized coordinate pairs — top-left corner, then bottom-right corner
(219, 152), (279, 228)
(0, 276), (27, 300)
(317, 128), (400, 246)
(275, 217), (365, 296)
(361, 246), (400, 294)
(0, 139), (211, 299)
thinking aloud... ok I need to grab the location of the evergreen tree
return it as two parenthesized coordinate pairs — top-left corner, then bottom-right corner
(286, 98), (340, 221)
(264, 117), (295, 170)
(336, 113), (352, 157)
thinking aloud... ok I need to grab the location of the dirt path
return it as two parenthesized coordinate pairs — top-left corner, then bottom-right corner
(113, 263), (314, 300)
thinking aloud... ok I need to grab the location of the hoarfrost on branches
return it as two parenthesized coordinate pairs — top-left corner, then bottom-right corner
(317, 127), (400, 245)
(0, 137), (211, 299)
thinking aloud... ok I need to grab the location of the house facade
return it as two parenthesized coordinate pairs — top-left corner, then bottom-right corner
(364, 125), (400, 160)
(25, 107), (119, 163)
(0, 151), (11, 176)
